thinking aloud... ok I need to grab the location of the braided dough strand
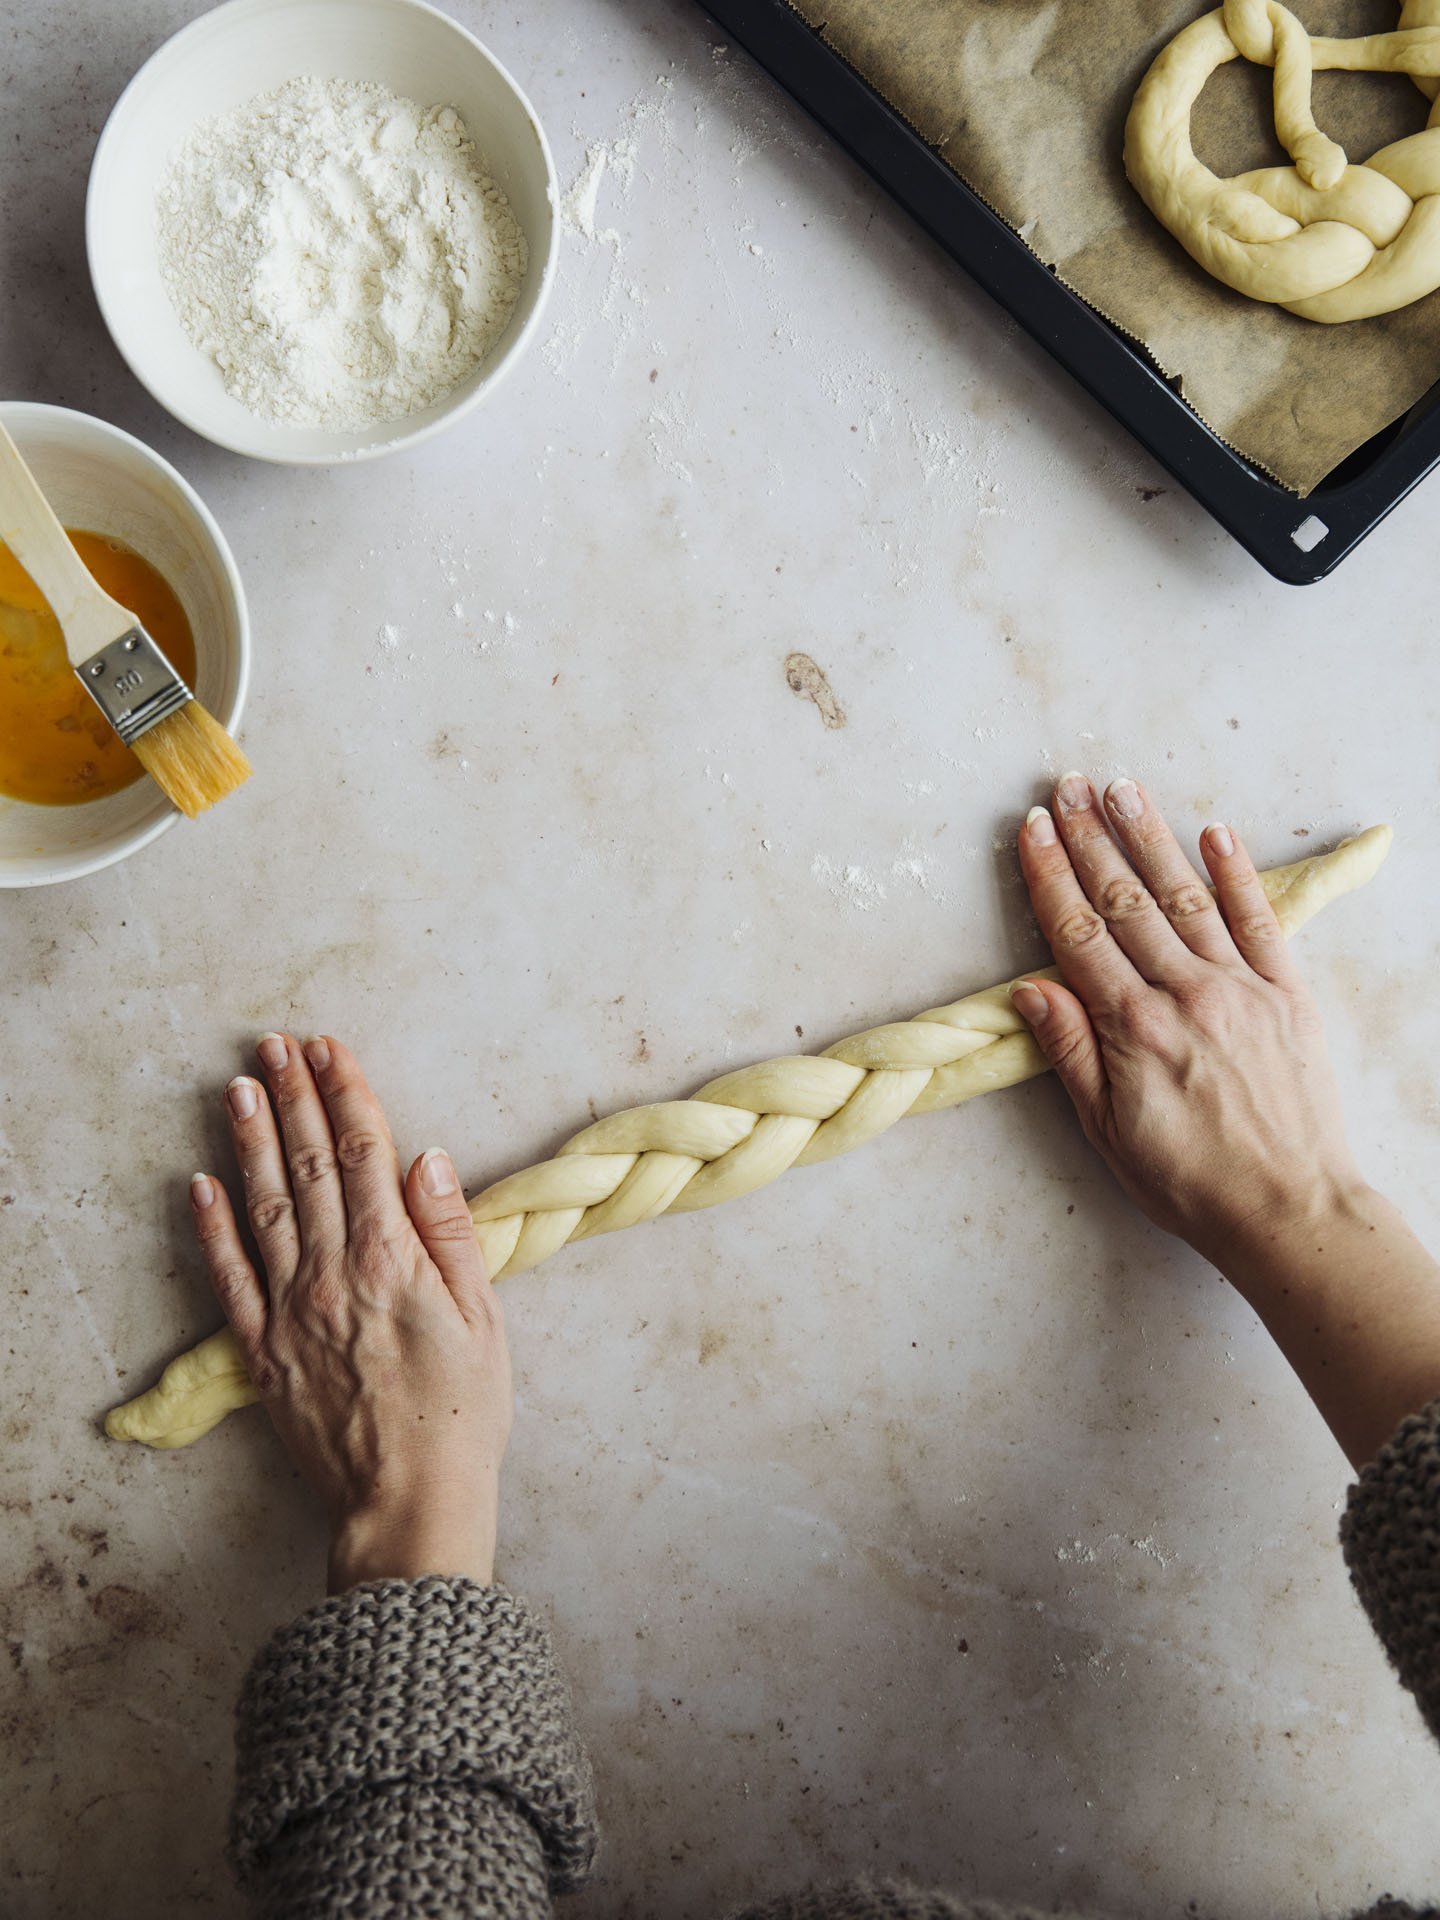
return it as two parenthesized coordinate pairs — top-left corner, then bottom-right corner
(1125, 2), (1440, 319)
(104, 826), (1392, 1451)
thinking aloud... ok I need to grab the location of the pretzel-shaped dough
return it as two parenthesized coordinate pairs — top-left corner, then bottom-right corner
(1125, 1), (1440, 319)
(105, 825), (1392, 1451)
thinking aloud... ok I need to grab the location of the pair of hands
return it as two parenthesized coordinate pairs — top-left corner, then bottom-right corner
(191, 777), (1377, 1591)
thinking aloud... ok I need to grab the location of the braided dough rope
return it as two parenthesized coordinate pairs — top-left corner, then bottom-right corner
(106, 825), (1392, 1450)
(1124, 1), (1440, 319)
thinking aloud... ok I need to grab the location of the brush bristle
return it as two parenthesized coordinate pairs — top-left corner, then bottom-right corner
(130, 702), (251, 819)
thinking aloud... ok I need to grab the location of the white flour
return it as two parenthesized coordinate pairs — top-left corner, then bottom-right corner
(156, 77), (528, 430)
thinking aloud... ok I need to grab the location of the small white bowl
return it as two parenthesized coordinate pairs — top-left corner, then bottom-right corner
(0, 403), (250, 889)
(86, 0), (558, 465)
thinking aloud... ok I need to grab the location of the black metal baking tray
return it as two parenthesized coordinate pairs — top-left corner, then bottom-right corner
(698, 0), (1440, 583)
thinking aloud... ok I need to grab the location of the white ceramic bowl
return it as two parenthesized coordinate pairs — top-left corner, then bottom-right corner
(87, 0), (558, 465)
(0, 403), (249, 888)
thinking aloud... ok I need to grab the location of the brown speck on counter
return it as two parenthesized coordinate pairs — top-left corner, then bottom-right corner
(697, 1325), (729, 1366)
(783, 652), (847, 730)
(88, 1584), (168, 1639)
(1136, 485), (1168, 502)
(25, 1559), (64, 1596)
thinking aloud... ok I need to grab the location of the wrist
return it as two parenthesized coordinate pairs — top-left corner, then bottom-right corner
(1215, 1170), (1381, 1302)
(1206, 1177), (1440, 1470)
(328, 1485), (499, 1595)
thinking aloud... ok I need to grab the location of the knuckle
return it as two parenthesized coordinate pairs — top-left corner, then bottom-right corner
(210, 1259), (254, 1303)
(1053, 904), (1108, 952)
(1107, 987), (1168, 1049)
(1117, 1000), (1155, 1044)
(1233, 908), (1280, 948)
(1162, 882), (1214, 923)
(1175, 976), (1226, 1027)
(425, 1210), (481, 1247)
(249, 1189), (296, 1236)
(303, 1268), (347, 1319)
(335, 1127), (388, 1173)
(1097, 876), (1151, 922)
(1046, 1026), (1091, 1080)
(193, 1207), (231, 1245)
(291, 1142), (339, 1186)
(248, 1352), (284, 1399)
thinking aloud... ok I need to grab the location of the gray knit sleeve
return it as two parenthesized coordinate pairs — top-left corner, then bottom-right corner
(230, 1577), (598, 1918)
(1341, 1394), (1440, 1744)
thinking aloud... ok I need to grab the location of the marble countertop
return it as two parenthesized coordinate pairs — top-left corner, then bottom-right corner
(4, 2), (1439, 1914)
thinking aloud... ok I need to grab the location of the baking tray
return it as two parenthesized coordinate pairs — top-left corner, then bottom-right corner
(698, 0), (1440, 584)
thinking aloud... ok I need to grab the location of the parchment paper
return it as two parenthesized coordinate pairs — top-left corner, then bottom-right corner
(785, 0), (1440, 494)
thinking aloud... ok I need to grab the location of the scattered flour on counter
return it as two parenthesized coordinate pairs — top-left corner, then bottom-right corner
(812, 841), (954, 913)
(1055, 1533), (1175, 1571)
(812, 855), (887, 912)
(561, 144), (624, 244)
(545, 78), (677, 378)
(1056, 1540), (1099, 1565)
(891, 839), (949, 903)
(157, 77), (528, 429)
(647, 399), (696, 485)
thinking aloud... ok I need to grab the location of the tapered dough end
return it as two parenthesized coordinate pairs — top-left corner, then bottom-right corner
(105, 1326), (257, 1449)
(1342, 821), (1393, 868)
(1262, 822), (1392, 936)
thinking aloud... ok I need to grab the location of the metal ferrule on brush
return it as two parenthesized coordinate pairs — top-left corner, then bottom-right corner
(78, 626), (193, 748)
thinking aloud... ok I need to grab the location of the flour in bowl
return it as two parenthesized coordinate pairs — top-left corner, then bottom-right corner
(155, 77), (528, 430)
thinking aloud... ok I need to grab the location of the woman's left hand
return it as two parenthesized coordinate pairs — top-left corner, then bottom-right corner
(189, 1032), (513, 1594)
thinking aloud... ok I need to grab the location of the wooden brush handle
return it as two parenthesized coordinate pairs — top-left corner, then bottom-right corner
(0, 420), (136, 663)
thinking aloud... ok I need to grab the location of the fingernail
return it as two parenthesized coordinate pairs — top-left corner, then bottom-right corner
(257, 1033), (287, 1072)
(1206, 822), (1235, 857)
(421, 1148), (457, 1196)
(303, 1035), (331, 1072)
(1056, 771), (1091, 813)
(191, 1172), (216, 1209)
(1010, 981), (1048, 1024)
(1025, 805), (1056, 847)
(1107, 778), (1143, 820)
(227, 1076), (258, 1120)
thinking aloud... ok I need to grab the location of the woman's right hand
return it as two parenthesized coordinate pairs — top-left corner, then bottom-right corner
(1010, 775), (1440, 1470)
(1009, 772), (1362, 1265)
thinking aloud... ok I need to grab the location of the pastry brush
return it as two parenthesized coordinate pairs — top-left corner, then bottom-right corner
(0, 421), (250, 819)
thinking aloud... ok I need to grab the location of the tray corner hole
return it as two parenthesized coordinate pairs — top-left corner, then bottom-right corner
(1291, 514), (1329, 554)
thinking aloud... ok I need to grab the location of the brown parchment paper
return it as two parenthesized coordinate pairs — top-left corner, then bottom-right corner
(785, 0), (1440, 494)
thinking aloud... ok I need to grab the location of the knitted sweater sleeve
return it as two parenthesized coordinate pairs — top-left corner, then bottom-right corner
(229, 1576), (598, 1919)
(1341, 1394), (1440, 1743)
